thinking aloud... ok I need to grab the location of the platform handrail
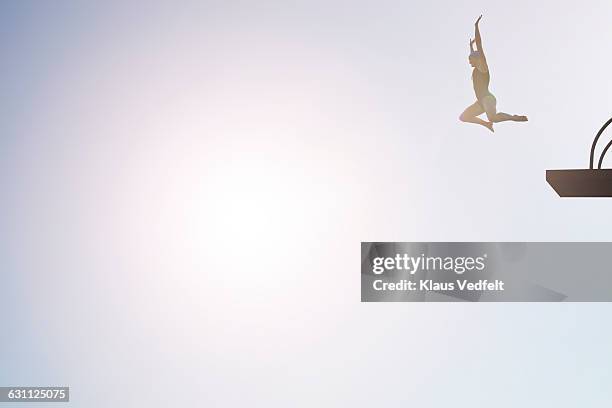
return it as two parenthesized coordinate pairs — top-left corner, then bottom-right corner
(590, 117), (612, 169)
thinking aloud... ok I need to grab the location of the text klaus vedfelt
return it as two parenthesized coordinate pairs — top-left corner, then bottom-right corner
(370, 253), (504, 292)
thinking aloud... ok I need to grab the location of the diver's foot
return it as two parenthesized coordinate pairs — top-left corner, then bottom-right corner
(514, 115), (528, 122)
(484, 121), (495, 132)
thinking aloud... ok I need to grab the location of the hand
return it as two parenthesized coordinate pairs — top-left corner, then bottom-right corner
(475, 15), (483, 26)
(470, 38), (475, 47)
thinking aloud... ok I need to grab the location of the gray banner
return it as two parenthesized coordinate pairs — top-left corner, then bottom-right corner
(361, 242), (612, 302)
(0, 387), (69, 402)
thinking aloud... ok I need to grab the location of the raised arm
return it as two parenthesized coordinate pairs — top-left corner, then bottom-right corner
(473, 15), (488, 70)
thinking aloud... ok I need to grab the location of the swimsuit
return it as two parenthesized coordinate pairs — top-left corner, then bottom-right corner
(472, 68), (496, 111)
(472, 68), (491, 101)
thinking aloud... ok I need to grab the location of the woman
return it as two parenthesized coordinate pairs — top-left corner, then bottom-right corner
(459, 15), (528, 132)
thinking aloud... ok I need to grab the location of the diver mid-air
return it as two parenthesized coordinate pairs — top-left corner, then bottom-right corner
(459, 15), (528, 132)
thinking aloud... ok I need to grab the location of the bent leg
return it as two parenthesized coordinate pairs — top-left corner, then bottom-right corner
(489, 112), (528, 123)
(459, 101), (494, 132)
(482, 96), (528, 123)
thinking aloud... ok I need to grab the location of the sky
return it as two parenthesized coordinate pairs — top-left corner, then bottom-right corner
(1, 1), (612, 406)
